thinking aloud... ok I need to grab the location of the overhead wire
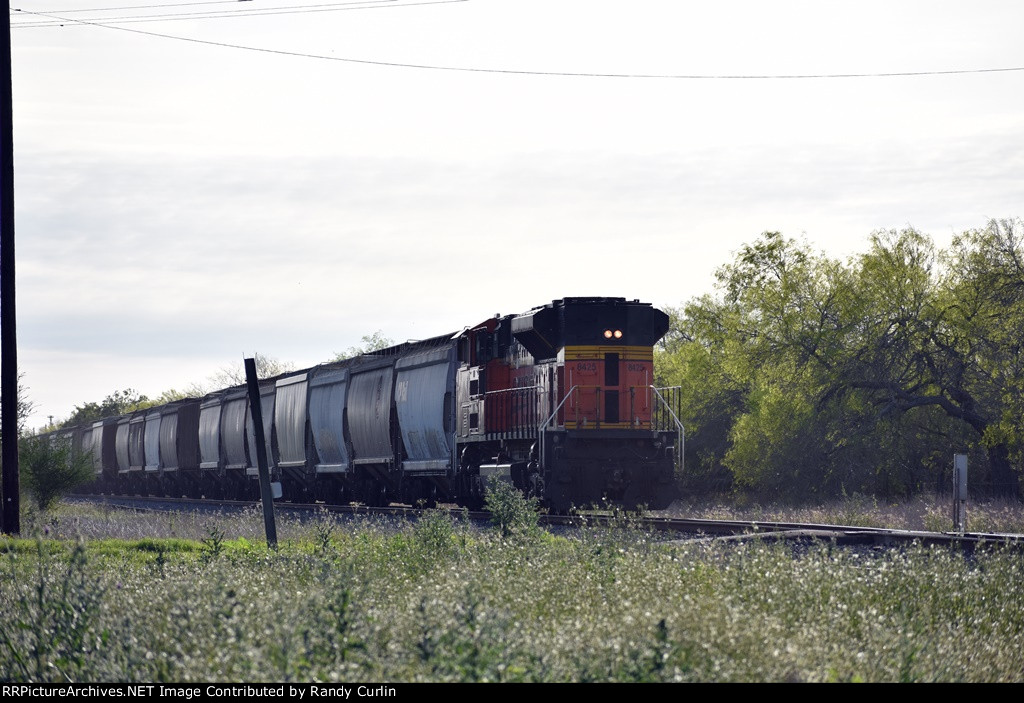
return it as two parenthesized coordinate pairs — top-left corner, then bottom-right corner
(17, 0), (259, 13)
(11, 0), (407, 27)
(11, 6), (1024, 79)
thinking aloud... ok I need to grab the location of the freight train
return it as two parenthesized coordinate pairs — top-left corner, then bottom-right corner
(51, 297), (683, 511)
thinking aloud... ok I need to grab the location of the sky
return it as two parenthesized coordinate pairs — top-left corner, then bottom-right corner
(7, 0), (1024, 428)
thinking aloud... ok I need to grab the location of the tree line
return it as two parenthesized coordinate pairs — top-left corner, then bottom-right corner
(656, 218), (1024, 500)
(54, 353), (295, 430)
(53, 332), (395, 431)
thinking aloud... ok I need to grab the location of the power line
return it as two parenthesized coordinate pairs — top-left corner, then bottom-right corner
(17, 0), (253, 13)
(12, 7), (1024, 79)
(12, 0), (407, 27)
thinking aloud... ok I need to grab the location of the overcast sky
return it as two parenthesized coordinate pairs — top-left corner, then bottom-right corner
(9, 0), (1024, 428)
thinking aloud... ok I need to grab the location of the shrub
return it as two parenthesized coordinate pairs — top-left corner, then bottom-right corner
(483, 478), (540, 538)
(413, 509), (458, 556)
(19, 435), (94, 511)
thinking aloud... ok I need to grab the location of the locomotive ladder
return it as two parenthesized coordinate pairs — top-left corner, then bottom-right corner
(651, 385), (685, 474)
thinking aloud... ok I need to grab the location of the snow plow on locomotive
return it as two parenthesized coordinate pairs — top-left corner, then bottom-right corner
(61, 297), (682, 511)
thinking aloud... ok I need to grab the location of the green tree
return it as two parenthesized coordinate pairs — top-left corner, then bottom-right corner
(59, 388), (149, 429)
(828, 223), (1023, 497)
(658, 221), (1024, 499)
(655, 300), (750, 493)
(144, 386), (207, 406)
(928, 219), (1024, 495)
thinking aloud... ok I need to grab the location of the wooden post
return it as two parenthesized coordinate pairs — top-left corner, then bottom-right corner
(953, 453), (968, 534)
(244, 358), (277, 549)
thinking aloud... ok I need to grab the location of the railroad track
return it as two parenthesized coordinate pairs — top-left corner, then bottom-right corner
(71, 493), (1024, 551)
(545, 512), (1024, 550)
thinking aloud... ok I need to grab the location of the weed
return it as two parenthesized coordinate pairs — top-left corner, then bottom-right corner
(923, 505), (951, 533)
(312, 509), (335, 557)
(484, 479), (540, 538)
(19, 435), (94, 512)
(325, 583), (364, 664)
(832, 490), (884, 527)
(153, 545), (168, 577)
(2, 503), (1022, 682)
(0, 541), (106, 682)
(201, 527), (226, 560)
(413, 510), (457, 556)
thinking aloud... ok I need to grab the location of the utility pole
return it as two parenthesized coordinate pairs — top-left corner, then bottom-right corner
(1, 1), (20, 535)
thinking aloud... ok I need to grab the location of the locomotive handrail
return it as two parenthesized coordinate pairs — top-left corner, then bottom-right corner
(538, 384), (685, 473)
(537, 385), (579, 469)
(539, 384), (579, 434)
(483, 385), (543, 438)
(483, 385), (541, 395)
(651, 385), (685, 473)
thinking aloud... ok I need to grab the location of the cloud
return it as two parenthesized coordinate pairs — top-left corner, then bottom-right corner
(14, 124), (1023, 426)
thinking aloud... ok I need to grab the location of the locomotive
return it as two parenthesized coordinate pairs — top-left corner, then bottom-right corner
(58, 297), (682, 511)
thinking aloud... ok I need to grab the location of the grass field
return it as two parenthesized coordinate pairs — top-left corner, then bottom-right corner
(1, 495), (1022, 682)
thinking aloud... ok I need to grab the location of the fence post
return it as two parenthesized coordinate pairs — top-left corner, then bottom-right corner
(245, 358), (277, 550)
(953, 453), (968, 534)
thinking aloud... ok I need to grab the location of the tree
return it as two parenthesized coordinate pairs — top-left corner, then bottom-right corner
(19, 434), (93, 511)
(655, 300), (751, 493)
(710, 232), (871, 498)
(55, 354), (294, 431)
(145, 386), (207, 406)
(332, 331), (395, 361)
(828, 223), (1023, 497)
(658, 221), (1024, 500)
(207, 353), (295, 388)
(929, 219), (1024, 495)
(59, 388), (149, 429)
